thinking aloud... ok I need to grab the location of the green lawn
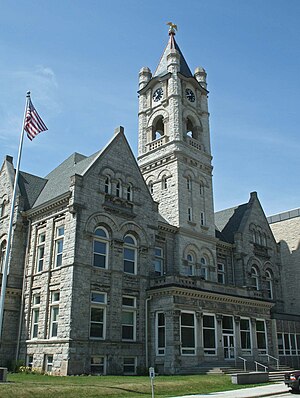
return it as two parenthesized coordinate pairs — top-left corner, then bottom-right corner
(0, 373), (271, 398)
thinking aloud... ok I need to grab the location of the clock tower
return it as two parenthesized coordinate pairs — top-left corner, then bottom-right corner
(138, 25), (215, 242)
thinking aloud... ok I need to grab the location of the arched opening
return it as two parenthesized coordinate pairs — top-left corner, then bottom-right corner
(152, 116), (164, 141)
(186, 117), (199, 140)
(266, 270), (273, 299)
(250, 266), (259, 290)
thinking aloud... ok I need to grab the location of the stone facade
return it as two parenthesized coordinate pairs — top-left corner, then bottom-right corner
(0, 30), (300, 375)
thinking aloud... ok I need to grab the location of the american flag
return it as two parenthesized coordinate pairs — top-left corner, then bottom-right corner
(24, 98), (48, 140)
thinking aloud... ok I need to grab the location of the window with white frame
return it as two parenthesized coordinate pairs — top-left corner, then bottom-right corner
(126, 184), (133, 201)
(200, 212), (205, 226)
(116, 180), (122, 197)
(186, 253), (195, 276)
(262, 233), (267, 246)
(26, 355), (33, 369)
(45, 355), (53, 373)
(122, 296), (136, 341)
(36, 232), (46, 272)
(0, 241), (6, 274)
(90, 292), (106, 339)
(256, 319), (267, 354)
(278, 333), (299, 356)
(156, 312), (166, 355)
(104, 176), (111, 194)
(154, 247), (164, 276)
(50, 291), (60, 338)
(180, 311), (196, 355)
(265, 270), (273, 299)
(123, 357), (137, 375)
(93, 227), (109, 268)
(31, 294), (40, 339)
(123, 235), (137, 274)
(203, 314), (216, 355)
(54, 226), (64, 267)
(240, 318), (252, 354)
(148, 181), (154, 194)
(217, 263), (225, 284)
(250, 266), (259, 290)
(200, 257), (208, 280)
(91, 356), (105, 375)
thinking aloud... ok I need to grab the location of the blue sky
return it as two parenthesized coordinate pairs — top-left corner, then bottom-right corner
(0, 0), (299, 216)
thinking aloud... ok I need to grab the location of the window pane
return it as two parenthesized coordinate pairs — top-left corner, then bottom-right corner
(90, 323), (103, 338)
(94, 254), (106, 268)
(122, 311), (134, 324)
(124, 260), (134, 273)
(203, 315), (215, 328)
(124, 248), (134, 261)
(203, 329), (215, 348)
(122, 297), (135, 307)
(181, 313), (194, 326)
(122, 325), (133, 340)
(94, 241), (106, 254)
(95, 228), (107, 238)
(182, 328), (195, 347)
(91, 308), (104, 322)
(91, 292), (106, 303)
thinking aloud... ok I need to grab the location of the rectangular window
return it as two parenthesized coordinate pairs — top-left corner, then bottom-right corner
(55, 226), (64, 267)
(91, 356), (105, 375)
(200, 212), (205, 226)
(156, 312), (166, 355)
(31, 294), (40, 339)
(123, 248), (135, 274)
(90, 292), (106, 339)
(181, 312), (196, 355)
(45, 355), (53, 373)
(50, 291), (60, 338)
(256, 320), (267, 354)
(154, 247), (164, 276)
(188, 208), (192, 222)
(123, 357), (137, 375)
(217, 263), (225, 284)
(122, 296), (136, 341)
(277, 333), (284, 355)
(297, 335), (300, 355)
(26, 355), (33, 369)
(240, 318), (252, 354)
(203, 314), (216, 355)
(36, 232), (46, 272)
(284, 333), (291, 355)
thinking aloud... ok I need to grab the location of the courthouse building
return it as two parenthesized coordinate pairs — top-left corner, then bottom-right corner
(0, 27), (300, 375)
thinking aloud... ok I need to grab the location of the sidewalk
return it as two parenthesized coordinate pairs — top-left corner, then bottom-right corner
(171, 382), (290, 398)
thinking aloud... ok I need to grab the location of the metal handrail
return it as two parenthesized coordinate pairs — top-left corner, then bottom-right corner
(238, 356), (247, 372)
(255, 361), (268, 372)
(265, 354), (279, 370)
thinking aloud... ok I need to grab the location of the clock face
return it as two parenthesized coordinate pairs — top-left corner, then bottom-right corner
(153, 87), (163, 102)
(186, 88), (195, 102)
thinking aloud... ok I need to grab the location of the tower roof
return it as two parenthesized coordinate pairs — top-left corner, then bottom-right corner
(153, 27), (193, 78)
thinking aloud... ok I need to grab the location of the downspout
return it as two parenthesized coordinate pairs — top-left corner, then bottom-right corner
(145, 295), (152, 369)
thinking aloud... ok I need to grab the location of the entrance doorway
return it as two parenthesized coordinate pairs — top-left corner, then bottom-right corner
(223, 334), (235, 359)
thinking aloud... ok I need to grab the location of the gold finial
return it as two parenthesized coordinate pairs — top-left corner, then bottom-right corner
(166, 22), (178, 35)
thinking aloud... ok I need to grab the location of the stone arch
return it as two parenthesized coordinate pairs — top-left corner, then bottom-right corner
(182, 110), (203, 140)
(147, 110), (169, 142)
(183, 243), (200, 262)
(119, 221), (149, 247)
(85, 212), (119, 237)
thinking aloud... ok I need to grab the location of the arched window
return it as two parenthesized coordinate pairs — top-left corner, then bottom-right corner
(0, 241), (7, 274)
(257, 231), (262, 246)
(262, 233), (267, 247)
(250, 266), (259, 290)
(186, 253), (195, 276)
(116, 181), (122, 198)
(162, 176), (168, 190)
(93, 227), (109, 268)
(186, 177), (191, 190)
(200, 256), (208, 280)
(252, 230), (256, 243)
(104, 177), (111, 194)
(148, 181), (154, 195)
(123, 235), (137, 274)
(152, 117), (164, 141)
(186, 118), (197, 139)
(126, 184), (133, 201)
(0, 201), (6, 218)
(199, 182), (204, 195)
(266, 270), (273, 299)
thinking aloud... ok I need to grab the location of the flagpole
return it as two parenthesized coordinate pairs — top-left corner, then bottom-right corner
(0, 91), (31, 341)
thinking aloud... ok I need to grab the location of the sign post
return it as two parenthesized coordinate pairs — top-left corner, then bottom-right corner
(149, 367), (155, 398)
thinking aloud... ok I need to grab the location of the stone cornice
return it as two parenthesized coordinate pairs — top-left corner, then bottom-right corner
(24, 192), (71, 219)
(148, 285), (274, 309)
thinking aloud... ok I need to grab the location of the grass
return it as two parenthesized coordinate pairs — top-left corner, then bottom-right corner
(0, 373), (272, 398)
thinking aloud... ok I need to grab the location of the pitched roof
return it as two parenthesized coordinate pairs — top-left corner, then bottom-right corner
(18, 171), (47, 210)
(215, 203), (249, 243)
(153, 33), (193, 78)
(32, 150), (100, 208)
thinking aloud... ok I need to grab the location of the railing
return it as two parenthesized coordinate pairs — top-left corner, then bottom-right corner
(255, 361), (268, 372)
(238, 356), (247, 372)
(265, 354), (279, 370)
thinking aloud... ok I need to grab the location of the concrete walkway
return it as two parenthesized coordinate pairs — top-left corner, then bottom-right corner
(171, 382), (290, 398)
